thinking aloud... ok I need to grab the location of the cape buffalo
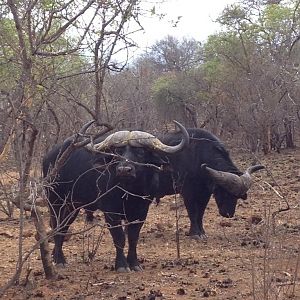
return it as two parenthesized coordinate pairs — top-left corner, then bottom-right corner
(42, 121), (189, 272)
(155, 128), (264, 239)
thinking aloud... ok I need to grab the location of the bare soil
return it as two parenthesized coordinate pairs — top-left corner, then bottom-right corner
(0, 149), (299, 300)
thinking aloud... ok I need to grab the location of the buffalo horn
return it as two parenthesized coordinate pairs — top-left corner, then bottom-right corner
(89, 121), (189, 154)
(127, 121), (189, 153)
(201, 164), (264, 197)
(62, 120), (96, 145)
(79, 120), (95, 135)
(91, 131), (131, 150)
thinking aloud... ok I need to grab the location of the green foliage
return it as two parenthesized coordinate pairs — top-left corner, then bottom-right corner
(201, 58), (223, 83)
(152, 73), (179, 105)
(258, 4), (297, 49)
(0, 5), (87, 93)
(217, 4), (249, 31)
(0, 18), (21, 87)
(262, 4), (293, 28)
(202, 0), (300, 85)
(152, 69), (205, 108)
(202, 32), (248, 83)
(39, 0), (62, 11)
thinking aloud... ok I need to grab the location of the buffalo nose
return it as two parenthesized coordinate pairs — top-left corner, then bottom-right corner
(116, 165), (135, 177)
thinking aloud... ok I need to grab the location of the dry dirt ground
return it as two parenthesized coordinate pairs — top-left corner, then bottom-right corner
(0, 149), (299, 300)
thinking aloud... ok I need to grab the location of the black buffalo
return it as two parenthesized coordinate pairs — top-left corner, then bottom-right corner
(42, 121), (189, 272)
(155, 128), (264, 239)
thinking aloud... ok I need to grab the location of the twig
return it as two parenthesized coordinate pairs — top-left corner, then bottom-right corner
(23, 268), (32, 286)
(262, 181), (290, 218)
(246, 152), (290, 233)
(292, 244), (300, 296)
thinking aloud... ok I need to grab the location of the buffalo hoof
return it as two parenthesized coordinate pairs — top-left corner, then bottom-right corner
(131, 265), (143, 272)
(199, 232), (208, 240)
(189, 234), (207, 241)
(116, 266), (131, 273)
(189, 234), (202, 241)
(55, 263), (66, 268)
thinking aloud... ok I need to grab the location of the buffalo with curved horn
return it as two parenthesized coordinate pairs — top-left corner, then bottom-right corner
(43, 120), (189, 272)
(154, 128), (264, 239)
(89, 129), (188, 153)
(201, 164), (264, 198)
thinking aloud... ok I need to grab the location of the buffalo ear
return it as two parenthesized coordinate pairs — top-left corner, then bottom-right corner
(240, 193), (247, 200)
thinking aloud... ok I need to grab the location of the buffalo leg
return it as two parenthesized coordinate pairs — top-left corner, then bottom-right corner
(182, 187), (211, 239)
(49, 202), (79, 265)
(126, 200), (150, 271)
(126, 221), (145, 271)
(104, 214), (129, 272)
(85, 209), (95, 223)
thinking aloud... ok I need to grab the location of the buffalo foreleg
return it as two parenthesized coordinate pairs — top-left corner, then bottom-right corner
(126, 199), (150, 271)
(182, 187), (211, 240)
(126, 221), (144, 271)
(104, 214), (130, 272)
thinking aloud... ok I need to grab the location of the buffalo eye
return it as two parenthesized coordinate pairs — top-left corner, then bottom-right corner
(133, 147), (145, 158)
(113, 146), (126, 156)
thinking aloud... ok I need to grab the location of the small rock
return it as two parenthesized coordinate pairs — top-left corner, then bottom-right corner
(147, 290), (163, 299)
(249, 215), (262, 225)
(216, 278), (234, 288)
(33, 270), (43, 276)
(290, 186), (300, 193)
(34, 290), (44, 298)
(218, 268), (226, 273)
(177, 288), (186, 295)
(23, 231), (34, 238)
(283, 271), (292, 277)
(219, 220), (232, 227)
(156, 223), (165, 231)
(0, 231), (14, 238)
(241, 240), (248, 247)
(166, 222), (173, 228)
(202, 287), (217, 297)
(155, 232), (164, 238)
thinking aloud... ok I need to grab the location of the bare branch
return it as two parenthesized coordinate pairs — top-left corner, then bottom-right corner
(39, 0), (96, 46)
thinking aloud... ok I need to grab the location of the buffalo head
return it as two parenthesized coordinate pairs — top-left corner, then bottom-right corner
(86, 121), (189, 193)
(201, 164), (264, 217)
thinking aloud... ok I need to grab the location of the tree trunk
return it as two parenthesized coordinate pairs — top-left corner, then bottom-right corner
(31, 209), (57, 279)
(262, 125), (271, 154)
(284, 119), (295, 148)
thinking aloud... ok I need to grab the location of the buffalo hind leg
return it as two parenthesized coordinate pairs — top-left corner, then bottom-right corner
(104, 214), (129, 272)
(50, 203), (79, 265)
